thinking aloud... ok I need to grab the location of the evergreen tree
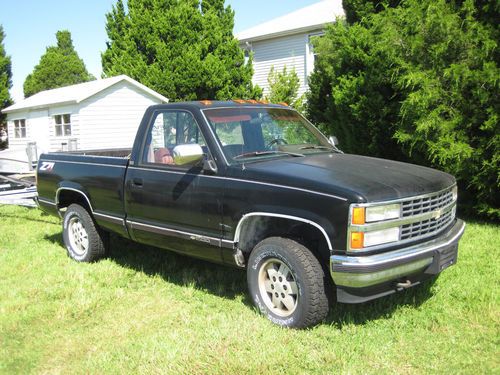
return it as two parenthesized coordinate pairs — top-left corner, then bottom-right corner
(0, 25), (12, 150)
(308, 0), (499, 218)
(342, 0), (401, 24)
(102, 0), (261, 101)
(24, 30), (94, 97)
(266, 66), (305, 113)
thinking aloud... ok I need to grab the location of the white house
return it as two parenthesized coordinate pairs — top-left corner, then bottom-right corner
(1, 75), (168, 173)
(237, 0), (344, 96)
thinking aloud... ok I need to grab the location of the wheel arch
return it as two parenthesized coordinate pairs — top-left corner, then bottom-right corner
(56, 185), (93, 214)
(234, 212), (333, 264)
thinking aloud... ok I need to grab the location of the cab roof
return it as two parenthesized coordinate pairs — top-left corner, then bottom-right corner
(149, 100), (291, 110)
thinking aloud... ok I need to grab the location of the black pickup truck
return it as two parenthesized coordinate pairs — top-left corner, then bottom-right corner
(37, 101), (465, 328)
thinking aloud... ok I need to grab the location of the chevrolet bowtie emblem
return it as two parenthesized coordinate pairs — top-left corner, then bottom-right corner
(433, 209), (442, 220)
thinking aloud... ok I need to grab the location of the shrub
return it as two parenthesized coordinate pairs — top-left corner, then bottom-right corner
(308, 0), (499, 219)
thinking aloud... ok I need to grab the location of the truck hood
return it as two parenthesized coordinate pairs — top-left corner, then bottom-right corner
(230, 153), (455, 203)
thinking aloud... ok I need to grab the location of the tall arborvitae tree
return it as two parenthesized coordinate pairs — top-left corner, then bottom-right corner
(308, 0), (499, 219)
(102, 0), (261, 101)
(0, 25), (12, 150)
(24, 30), (94, 97)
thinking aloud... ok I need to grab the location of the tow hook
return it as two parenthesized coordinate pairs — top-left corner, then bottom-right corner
(396, 280), (412, 289)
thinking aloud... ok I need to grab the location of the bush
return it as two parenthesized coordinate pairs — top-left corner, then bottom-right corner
(308, 0), (499, 219)
(266, 66), (305, 113)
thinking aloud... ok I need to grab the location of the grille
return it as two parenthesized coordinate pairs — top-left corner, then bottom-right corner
(402, 188), (454, 217)
(401, 207), (454, 240)
(348, 186), (457, 252)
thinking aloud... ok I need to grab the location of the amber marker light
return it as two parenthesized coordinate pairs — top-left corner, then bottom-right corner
(350, 232), (364, 249)
(352, 207), (366, 225)
(199, 100), (212, 106)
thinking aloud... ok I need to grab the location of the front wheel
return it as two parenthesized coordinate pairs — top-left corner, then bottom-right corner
(62, 204), (108, 262)
(247, 237), (329, 328)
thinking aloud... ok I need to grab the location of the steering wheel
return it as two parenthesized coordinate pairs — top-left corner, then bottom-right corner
(266, 138), (288, 149)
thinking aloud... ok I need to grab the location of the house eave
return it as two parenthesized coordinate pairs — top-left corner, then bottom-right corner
(237, 23), (330, 44)
(75, 75), (169, 104)
(2, 100), (78, 115)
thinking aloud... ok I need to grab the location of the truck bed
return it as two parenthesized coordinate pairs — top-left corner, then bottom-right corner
(37, 150), (130, 236)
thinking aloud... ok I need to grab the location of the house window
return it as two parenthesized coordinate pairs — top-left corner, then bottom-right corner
(54, 114), (71, 137)
(14, 119), (26, 138)
(306, 33), (324, 76)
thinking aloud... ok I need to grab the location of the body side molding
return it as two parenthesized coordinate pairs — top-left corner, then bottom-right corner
(127, 219), (234, 249)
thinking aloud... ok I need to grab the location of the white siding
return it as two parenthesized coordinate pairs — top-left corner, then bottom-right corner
(244, 29), (323, 98)
(6, 110), (50, 154)
(27, 110), (50, 154)
(251, 33), (309, 97)
(77, 82), (161, 150)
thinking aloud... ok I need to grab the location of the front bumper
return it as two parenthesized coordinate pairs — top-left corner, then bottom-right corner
(330, 219), (465, 303)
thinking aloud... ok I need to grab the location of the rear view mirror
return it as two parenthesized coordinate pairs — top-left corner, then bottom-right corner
(172, 144), (204, 166)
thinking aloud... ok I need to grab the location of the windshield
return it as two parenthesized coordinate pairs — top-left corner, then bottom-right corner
(203, 107), (333, 163)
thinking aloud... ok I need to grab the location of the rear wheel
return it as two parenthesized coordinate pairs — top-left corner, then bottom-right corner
(247, 237), (329, 328)
(62, 204), (108, 262)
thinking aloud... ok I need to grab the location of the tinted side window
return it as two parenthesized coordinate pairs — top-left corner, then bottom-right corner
(143, 111), (207, 167)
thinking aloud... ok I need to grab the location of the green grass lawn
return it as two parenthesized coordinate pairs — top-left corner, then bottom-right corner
(0, 205), (498, 374)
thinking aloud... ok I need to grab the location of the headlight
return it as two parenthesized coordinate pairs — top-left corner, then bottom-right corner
(452, 185), (458, 202)
(350, 227), (400, 249)
(366, 204), (401, 222)
(363, 227), (400, 247)
(349, 203), (402, 251)
(351, 204), (401, 224)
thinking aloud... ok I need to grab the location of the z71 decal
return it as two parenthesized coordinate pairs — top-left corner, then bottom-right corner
(39, 162), (55, 172)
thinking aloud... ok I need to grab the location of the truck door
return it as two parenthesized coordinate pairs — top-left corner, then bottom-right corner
(124, 109), (225, 262)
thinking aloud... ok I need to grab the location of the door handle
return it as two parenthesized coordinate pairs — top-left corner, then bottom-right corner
(131, 178), (143, 187)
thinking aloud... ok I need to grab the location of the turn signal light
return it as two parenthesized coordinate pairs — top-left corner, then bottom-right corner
(350, 232), (364, 249)
(352, 207), (365, 225)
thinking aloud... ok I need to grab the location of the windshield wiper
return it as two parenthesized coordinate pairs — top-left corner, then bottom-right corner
(299, 145), (332, 150)
(233, 150), (304, 160)
(299, 145), (343, 153)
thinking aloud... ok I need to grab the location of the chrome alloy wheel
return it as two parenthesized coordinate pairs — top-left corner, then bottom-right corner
(68, 217), (89, 256)
(258, 258), (299, 317)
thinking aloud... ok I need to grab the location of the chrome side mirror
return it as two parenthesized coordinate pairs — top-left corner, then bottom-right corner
(328, 136), (339, 147)
(172, 144), (204, 166)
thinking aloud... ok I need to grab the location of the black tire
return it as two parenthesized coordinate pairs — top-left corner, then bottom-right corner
(62, 204), (108, 262)
(247, 237), (329, 328)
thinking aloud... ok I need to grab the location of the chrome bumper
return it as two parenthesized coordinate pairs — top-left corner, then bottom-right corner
(330, 219), (466, 289)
